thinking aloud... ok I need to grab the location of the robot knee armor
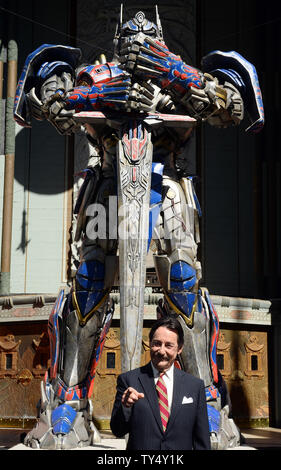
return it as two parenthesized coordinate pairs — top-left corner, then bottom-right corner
(154, 249), (201, 324)
(73, 255), (118, 325)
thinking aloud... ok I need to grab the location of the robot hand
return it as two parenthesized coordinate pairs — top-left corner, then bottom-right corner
(203, 76), (244, 128)
(119, 33), (203, 101)
(119, 33), (174, 79)
(90, 75), (132, 111)
(41, 90), (79, 135)
(125, 81), (155, 112)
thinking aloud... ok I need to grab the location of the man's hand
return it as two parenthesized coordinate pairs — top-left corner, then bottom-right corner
(122, 387), (144, 408)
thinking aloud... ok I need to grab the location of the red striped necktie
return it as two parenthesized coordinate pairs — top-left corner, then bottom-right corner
(156, 373), (169, 432)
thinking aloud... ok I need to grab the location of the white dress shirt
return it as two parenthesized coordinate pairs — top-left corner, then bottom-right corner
(151, 362), (174, 412)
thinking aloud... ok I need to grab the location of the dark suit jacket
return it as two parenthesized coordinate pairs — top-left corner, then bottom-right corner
(110, 362), (211, 450)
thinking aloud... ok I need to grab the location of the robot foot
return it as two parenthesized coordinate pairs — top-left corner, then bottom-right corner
(208, 404), (241, 450)
(24, 402), (101, 450)
(24, 380), (101, 449)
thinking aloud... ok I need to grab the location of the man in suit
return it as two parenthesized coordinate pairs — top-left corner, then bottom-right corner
(110, 316), (211, 450)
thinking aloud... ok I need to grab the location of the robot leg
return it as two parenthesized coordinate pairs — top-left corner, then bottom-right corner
(24, 253), (117, 449)
(24, 173), (118, 449)
(154, 176), (240, 449)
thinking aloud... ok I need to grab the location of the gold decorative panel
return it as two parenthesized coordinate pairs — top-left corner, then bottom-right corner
(217, 327), (269, 425)
(0, 335), (21, 378)
(244, 335), (265, 379)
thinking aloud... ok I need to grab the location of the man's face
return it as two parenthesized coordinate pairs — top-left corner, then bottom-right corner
(150, 326), (183, 373)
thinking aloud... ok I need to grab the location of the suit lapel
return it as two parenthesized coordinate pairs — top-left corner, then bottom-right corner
(138, 363), (164, 434)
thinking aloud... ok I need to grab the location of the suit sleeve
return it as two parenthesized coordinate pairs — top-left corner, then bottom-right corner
(110, 373), (132, 438)
(193, 380), (211, 450)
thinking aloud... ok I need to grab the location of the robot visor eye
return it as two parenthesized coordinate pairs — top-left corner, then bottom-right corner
(144, 29), (158, 36)
(122, 27), (138, 38)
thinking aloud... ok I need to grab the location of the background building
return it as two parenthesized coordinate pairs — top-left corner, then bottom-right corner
(0, 0), (280, 430)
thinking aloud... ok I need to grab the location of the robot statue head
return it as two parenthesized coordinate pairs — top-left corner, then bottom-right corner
(113, 4), (164, 60)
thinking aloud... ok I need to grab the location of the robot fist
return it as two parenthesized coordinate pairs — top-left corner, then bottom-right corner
(94, 76), (132, 111)
(205, 79), (244, 128)
(119, 33), (203, 96)
(125, 81), (155, 112)
(119, 33), (173, 79)
(41, 91), (78, 135)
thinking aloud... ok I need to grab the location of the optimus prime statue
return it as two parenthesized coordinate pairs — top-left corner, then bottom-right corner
(14, 6), (264, 450)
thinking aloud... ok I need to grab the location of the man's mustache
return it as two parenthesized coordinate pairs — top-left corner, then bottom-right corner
(154, 354), (168, 360)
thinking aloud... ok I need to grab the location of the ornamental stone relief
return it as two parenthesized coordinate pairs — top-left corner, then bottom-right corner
(0, 334), (21, 378)
(244, 335), (265, 379)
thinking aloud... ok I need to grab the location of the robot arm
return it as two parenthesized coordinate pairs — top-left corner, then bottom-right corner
(25, 61), (132, 134)
(119, 34), (262, 129)
(14, 46), (154, 135)
(70, 62), (154, 113)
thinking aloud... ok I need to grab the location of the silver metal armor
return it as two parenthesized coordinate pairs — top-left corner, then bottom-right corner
(14, 6), (264, 450)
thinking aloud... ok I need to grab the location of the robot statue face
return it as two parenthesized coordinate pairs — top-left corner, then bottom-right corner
(121, 11), (161, 40)
(113, 8), (164, 59)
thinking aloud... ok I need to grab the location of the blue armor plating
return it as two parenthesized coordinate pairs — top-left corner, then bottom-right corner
(170, 261), (197, 290)
(51, 404), (77, 435)
(207, 404), (221, 434)
(74, 260), (107, 316)
(169, 292), (199, 317)
(167, 261), (198, 317)
(37, 61), (73, 79)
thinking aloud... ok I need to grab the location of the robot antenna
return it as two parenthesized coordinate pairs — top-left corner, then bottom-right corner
(155, 5), (163, 40)
(114, 3), (123, 39)
(120, 3), (123, 26)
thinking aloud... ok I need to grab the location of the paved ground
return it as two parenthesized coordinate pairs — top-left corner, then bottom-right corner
(239, 427), (281, 450)
(0, 429), (126, 451)
(0, 427), (280, 451)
